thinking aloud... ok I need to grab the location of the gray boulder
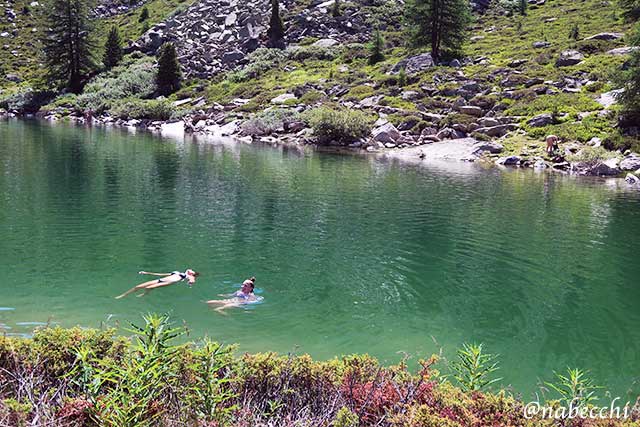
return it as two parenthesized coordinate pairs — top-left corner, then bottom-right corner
(471, 141), (504, 156)
(533, 41), (551, 48)
(585, 32), (623, 41)
(221, 49), (245, 65)
(312, 38), (339, 48)
(390, 53), (434, 75)
(496, 156), (521, 166)
(475, 124), (517, 137)
(620, 154), (640, 171)
(527, 113), (554, 127)
(460, 105), (484, 117)
(625, 173), (640, 185)
(556, 50), (584, 67)
(372, 123), (401, 144)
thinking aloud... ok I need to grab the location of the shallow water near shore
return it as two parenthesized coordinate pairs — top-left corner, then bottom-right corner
(2, 119), (640, 398)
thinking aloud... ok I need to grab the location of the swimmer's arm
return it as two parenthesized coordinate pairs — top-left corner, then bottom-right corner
(138, 271), (171, 276)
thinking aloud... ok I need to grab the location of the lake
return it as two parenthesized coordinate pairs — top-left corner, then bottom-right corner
(1, 119), (639, 398)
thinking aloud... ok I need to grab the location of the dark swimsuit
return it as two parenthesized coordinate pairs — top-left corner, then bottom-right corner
(157, 271), (187, 284)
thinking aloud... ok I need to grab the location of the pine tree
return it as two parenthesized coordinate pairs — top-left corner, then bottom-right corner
(139, 6), (149, 22)
(614, 23), (640, 113)
(368, 28), (385, 65)
(519, 0), (527, 16)
(267, 0), (285, 48)
(156, 42), (182, 96)
(619, 0), (640, 21)
(331, 0), (340, 17)
(41, 0), (96, 93)
(569, 23), (580, 40)
(404, 0), (471, 62)
(103, 26), (123, 69)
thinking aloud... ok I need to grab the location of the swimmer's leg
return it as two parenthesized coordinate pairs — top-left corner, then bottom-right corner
(206, 299), (228, 306)
(215, 303), (237, 314)
(115, 280), (160, 299)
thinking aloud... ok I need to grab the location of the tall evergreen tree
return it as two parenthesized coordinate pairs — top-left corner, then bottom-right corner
(139, 6), (149, 22)
(42, 0), (96, 93)
(103, 26), (123, 69)
(615, 23), (640, 113)
(156, 42), (182, 96)
(331, 0), (341, 17)
(519, 0), (527, 16)
(404, 0), (471, 62)
(619, 0), (640, 21)
(368, 28), (385, 65)
(267, 0), (285, 48)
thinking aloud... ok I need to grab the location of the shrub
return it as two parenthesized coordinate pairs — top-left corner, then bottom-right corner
(0, 89), (56, 113)
(241, 108), (300, 136)
(77, 56), (156, 112)
(333, 407), (359, 427)
(345, 84), (375, 100)
(288, 45), (339, 61)
(304, 107), (373, 144)
(299, 89), (326, 105)
(111, 98), (176, 120)
(567, 146), (616, 166)
(228, 48), (288, 82)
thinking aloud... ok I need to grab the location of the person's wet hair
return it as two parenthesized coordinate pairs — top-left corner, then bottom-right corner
(249, 276), (256, 282)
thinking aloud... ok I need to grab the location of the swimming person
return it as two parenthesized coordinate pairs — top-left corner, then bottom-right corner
(115, 269), (199, 299)
(206, 276), (257, 313)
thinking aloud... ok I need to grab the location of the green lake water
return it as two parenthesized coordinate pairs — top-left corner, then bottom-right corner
(1, 119), (640, 398)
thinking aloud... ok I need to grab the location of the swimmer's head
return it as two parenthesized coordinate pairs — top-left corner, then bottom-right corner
(186, 269), (200, 277)
(242, 278), (255, 293)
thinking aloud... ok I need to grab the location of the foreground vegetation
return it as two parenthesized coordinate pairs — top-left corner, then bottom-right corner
(1, 314), (638, 426)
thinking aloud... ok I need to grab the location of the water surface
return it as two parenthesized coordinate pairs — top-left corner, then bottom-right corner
(1, 119), (639, 398)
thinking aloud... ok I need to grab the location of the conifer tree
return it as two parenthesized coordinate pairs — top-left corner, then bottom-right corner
(332, 0), (340, 17)
(619, 0), (640, 21)
(42, 0), (96, 93)
(267, 0), (285, 48)
(615, 23), (640, 114)
(519, 0), (527, 16)
(368, 28), (385, 65)
(103, 26), (123, 69)
(156, 43), (182, 96)
(404, 0), (471, 62)
(139, 6), (149, 22)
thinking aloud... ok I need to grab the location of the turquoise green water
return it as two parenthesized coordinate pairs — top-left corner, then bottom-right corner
(1, 119), (640, 398)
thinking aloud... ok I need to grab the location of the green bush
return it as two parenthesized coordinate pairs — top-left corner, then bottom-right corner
(241, 108), (300, 136)
(567, 146), (616, 165)
(304, 107), (373, 144)
(228, 48), (288, 82)
(345, 84), (375, 100)
(288, 45), (339, 61)
(111, 98), (176, 120)
(77, 56), (156, 112)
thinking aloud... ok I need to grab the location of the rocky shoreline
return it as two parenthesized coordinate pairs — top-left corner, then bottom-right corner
(3, 107), (639, 186)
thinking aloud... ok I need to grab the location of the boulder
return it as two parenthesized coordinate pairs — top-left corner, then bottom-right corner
(626, 173), (640, 185)
(390, 53), (434, 75)
(533, 41), (551, 48)
(372, 122), (401, 144)
(496, 156), (521, 166)
(471, 141), (504, 156)
(620, 154), (640, 171)
(597, 90), (622, 108)
(474, 124), (517, 137)
(585, 32), (623, 41)
(5, 73), (20, 82)
(607, 47), (639, 56)
(556, 50), (584, 67)
(271, 93), (297, 104)
(312, 38), (339, 48)
(574, 158), (621, 176)
(460, 105), (483, 117)
(527, 113), (554, 127)
(221, 49), (245, 65)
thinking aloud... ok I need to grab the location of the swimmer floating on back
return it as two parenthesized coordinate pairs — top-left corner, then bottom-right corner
(115, 269), (199, 299)
(207, 276), (258, 314)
